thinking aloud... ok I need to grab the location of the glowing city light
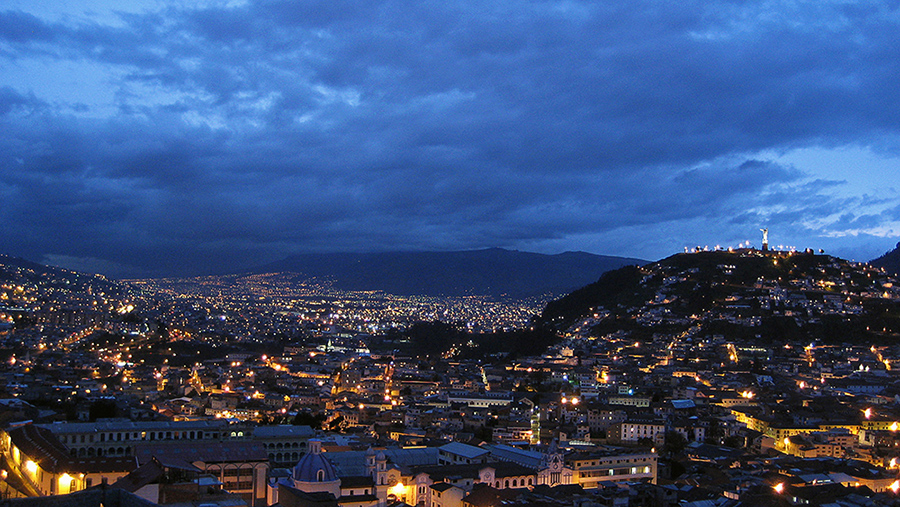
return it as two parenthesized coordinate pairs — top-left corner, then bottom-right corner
(388, 482), (407, 499)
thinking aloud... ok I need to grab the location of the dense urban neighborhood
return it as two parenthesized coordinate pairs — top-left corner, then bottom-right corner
(3, 247), (900, 507)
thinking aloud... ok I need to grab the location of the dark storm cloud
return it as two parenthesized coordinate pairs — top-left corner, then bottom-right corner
(0, 10), (57, 43)
(1, 0), (899, 276)
(0, 86), (41, 115)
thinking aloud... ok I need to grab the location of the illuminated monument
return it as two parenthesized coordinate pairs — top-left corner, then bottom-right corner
(760, 228), (769, 251)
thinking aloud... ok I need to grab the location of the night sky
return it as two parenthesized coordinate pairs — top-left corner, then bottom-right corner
(2, 1), (900, 278)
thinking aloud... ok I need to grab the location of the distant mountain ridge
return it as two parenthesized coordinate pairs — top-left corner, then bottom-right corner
(252, 248), (646, 298)
(870, 242), (900, 275)
(537, 249), (900, 346)
(0, 253), (127, 300)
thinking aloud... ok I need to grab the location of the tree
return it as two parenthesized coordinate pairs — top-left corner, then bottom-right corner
(663, 431), (688, 456)
(474, 426), (493, 442)
(705, 420), (724, 445)
(292, 411), (326, 429)
(328, 416), (345, 431)
(723, 435), (745, 448)
(89, 399), (118, 421)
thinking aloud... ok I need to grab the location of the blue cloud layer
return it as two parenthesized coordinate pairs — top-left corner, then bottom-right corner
(1, 1), (899, 276)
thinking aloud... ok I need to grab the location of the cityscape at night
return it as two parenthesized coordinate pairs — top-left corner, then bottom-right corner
(4, 1), (900, 506)
(4, 242), (900, 506)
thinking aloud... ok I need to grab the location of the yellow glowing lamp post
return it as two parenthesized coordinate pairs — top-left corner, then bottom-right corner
(891, 480), (900, 494)
(774, 483), (784, 494)
(25, 460), (37, 475)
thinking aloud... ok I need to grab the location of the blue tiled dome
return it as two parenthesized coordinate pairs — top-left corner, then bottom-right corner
(292, 452), (339, 483)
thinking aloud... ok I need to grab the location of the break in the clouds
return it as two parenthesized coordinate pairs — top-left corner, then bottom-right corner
(2, 0), (900, 277)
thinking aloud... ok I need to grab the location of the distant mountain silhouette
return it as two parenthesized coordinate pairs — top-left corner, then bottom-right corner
(870, 242), (900, 275)
(537, 249), (900, 347)
(252, 248), (646, 298)
(0, 253), (56, 273)
(0, 253), (125, 296)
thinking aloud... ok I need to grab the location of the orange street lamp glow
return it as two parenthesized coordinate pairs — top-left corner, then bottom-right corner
(388, 482), (407, 498)
(774, 483), (784, 494)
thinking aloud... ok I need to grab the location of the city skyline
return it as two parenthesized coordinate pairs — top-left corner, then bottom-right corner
(2, 1), (900, 278)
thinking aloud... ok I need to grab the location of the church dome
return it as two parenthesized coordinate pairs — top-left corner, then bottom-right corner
(292, 453), (339, 483)
(292, 440), (339, 484)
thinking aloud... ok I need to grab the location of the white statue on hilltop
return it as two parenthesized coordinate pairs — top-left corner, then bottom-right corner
(760, 228), (769, 250)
